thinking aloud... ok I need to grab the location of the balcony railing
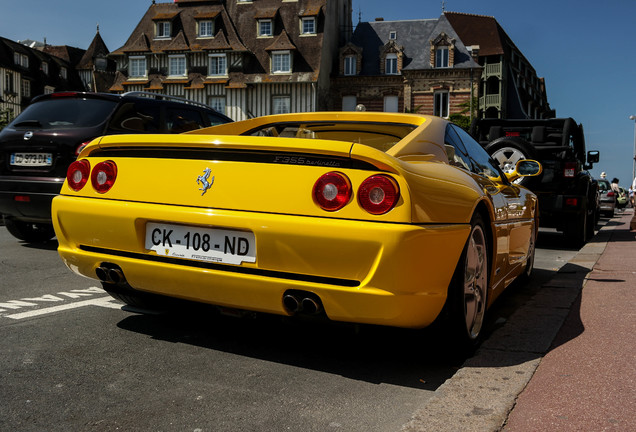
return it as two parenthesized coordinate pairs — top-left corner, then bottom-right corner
(485, 63), (502, 77)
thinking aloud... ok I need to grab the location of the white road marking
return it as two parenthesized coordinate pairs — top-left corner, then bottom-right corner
(5, 296), (121, 320)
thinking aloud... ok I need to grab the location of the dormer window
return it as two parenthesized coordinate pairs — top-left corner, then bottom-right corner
(271, 50), (291, 74)
(435, 46), (449, 68)
(198, 20), (214, 38)
(60, 67), (67, 80)
(385, 53), (398, 75)
(344, 55), (356, 75)
(258, 19), (273, 37)
(301, 17), (316, 35)
(389, 31), (397, 40)
(156, 21), (171, 38)
(42, 62), (49, 75)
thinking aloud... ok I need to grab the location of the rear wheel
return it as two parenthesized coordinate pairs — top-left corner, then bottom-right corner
(3, 217), (56, 243)
(445, 213), (489, 350)
(564, 211), (587, 248)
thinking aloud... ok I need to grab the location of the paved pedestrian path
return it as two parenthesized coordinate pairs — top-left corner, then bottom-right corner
(503, 211), (636, 431)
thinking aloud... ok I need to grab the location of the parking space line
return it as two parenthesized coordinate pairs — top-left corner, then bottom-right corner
(5, 296), (122, 320)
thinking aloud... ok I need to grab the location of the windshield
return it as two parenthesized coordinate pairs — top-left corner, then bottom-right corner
(10, 98), (118, 129)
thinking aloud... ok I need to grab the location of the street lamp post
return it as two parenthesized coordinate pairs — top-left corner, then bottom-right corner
(631, 115), (636, 184)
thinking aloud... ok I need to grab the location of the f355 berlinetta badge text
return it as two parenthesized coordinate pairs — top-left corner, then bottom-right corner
(196, 167), (214, 195)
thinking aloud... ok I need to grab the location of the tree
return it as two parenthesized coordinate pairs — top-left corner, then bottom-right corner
(0, 108), (13, 131)
(450, 96), (479, 131)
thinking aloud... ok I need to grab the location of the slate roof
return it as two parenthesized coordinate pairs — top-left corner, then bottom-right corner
(350, 14), (479, 75)
(77, 30), (111, 69)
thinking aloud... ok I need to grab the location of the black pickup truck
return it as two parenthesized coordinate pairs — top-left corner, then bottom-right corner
(470, 118), (600, 247)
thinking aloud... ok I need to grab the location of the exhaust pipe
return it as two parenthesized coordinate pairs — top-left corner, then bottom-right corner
(95, 264), (126, 285)
(283, 294), (301, 314)
(301, 297), (322, 315)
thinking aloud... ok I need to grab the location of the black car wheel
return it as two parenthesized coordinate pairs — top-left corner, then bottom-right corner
(564, 211), (587, 248)
(3, 217), (56, 243)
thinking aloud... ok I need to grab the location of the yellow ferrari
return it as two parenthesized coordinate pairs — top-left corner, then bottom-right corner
(52, 112), (540, 346)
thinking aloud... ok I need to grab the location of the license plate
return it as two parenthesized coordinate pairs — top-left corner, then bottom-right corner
(145, 222), (256, 265)
(10, 153), (53, 166)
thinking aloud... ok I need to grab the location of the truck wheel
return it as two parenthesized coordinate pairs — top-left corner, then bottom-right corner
(485, 138), (539, 185)
(564, 211), (587, 248)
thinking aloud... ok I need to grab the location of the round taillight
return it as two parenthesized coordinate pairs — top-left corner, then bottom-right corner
(358, 175), (400, 215)
(313, 172), (351, 211)
(66, 159), (91, 191)
(91, 160), (118, 193)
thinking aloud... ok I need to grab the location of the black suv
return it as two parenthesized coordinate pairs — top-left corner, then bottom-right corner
(470, 117), (600, 247)
(0, 91), (232, 242)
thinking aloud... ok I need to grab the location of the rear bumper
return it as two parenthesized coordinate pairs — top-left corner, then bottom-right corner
(52, 195), (470, 328)
(537, 193), (588, 229)
(0, 176), (64, 222)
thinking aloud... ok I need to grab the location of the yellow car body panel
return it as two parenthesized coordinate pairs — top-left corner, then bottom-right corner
(53, 112), (538, 329)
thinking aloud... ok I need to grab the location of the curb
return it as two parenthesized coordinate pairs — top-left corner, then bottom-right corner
(401, 215), (620, 432)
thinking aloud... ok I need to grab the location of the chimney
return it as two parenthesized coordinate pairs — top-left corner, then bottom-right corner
(375, 17), (384, 21)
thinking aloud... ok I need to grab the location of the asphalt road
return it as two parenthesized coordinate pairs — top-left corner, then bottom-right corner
(0, 222), (587, 432)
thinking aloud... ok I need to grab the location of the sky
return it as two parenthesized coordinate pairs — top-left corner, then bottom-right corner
(2, 0), (636, 186)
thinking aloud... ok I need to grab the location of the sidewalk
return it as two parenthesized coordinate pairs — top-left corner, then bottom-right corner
(402, 210), (636, 432)
(503, 210), (636, 431)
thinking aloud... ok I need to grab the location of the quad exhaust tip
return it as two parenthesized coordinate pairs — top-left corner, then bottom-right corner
(283, 290), (323, 316)
(96, 264), (126, 285)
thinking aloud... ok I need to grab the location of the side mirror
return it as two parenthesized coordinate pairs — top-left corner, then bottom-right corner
(505, 160), (542, 183)
(586, 150), (600, 169)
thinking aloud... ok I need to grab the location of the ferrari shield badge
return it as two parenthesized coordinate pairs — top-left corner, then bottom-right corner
(196, 168), (214, 195)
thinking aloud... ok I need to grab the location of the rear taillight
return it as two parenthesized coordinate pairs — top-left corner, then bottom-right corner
(75, 140), (93, 156)
(67, 159), (91, 191)
(313, 172), (351, 211)
(91, 160), (118, 193)
(607, 191), (615, 197)
(564, 162), (576, 178)
(358, 175), (400, 215)
(565, 198), (579, 207)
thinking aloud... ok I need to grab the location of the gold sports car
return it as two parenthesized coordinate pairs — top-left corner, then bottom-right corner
(53, 112), (541, 346)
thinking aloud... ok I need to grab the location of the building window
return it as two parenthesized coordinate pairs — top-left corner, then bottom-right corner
(434, 91), (449, 118)
(258, 20), (273, 37)
(384, 95), (398, 112)
(272, 51), (291, 73)
(5, 72), (14, 93)
(156, 21), (171, 38)
(60, 67), (67, 80)
(14, 52), (20, 65)
(344, 55), (356, 75)
(435, 46), (449, 68)
(21, 79), (30, 97)
(208, 96), (226, 114)
(129, 56), (147, 78)
(199, 20), (214, 37)
(42, 62), (48, 75)
(272, 95), (291, 114)
(208, 54), (227, 76)
(385, 53), (398, 75)
(301, 17), (316, 35)
(342, 95), (357, 111)
(44, 86), (54, 95)
(389, 31), (397, 40)
(14, 53), (28, 68)
(169, 55), (187, 77)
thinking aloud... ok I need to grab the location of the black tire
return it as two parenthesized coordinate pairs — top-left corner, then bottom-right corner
(445, 213), (490, 351)
(586, 207), (597, 240)
(3, 217), (56, 243)
(564, 211), (587, 248)
(485, 137), (539, 186)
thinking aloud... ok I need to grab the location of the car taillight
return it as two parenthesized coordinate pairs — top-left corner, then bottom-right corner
(91, 160), (118, 193)
(607, 191), (615, 197)
(358, 175), (400, 215)
(67, 159), (91, 191)
(75, 140), (93, 156)
(564, 162), (576, 178)
(313, 172), (351, 211)
(565, 198), (579, 207)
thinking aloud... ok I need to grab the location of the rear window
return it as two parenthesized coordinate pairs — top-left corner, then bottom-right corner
(245, 121), (416, 152)
(10, 98), (118, 129)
